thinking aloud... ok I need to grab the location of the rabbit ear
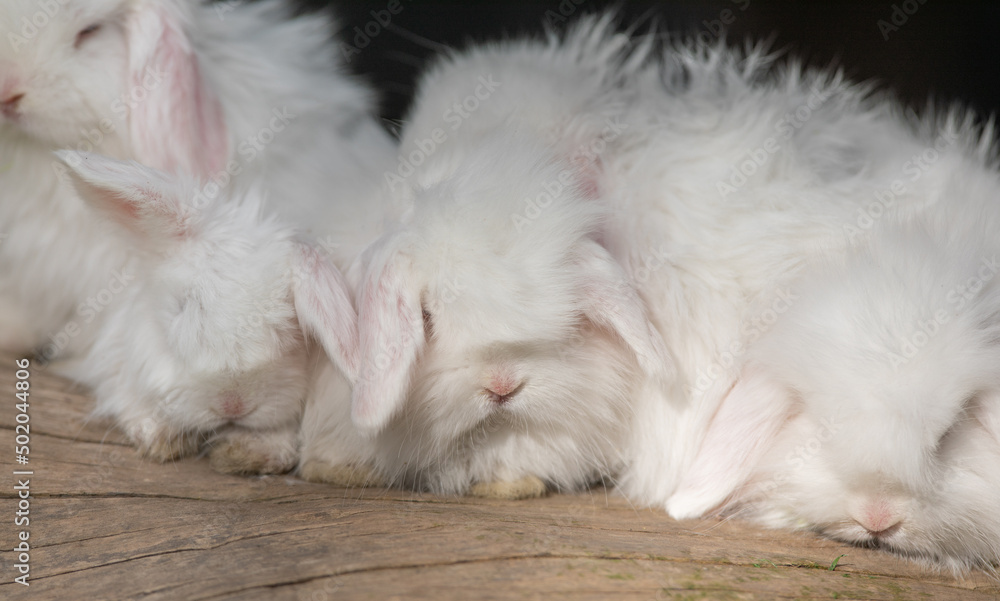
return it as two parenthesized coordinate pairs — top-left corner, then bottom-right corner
(351, 252), (424, 434)
(56, 150), (188, 238)
(125, 2), (228, 179)
(293, 244), (360, 382)
(975, 390), (1000, 445)
(666, 367), (793, 520)
(578, 240), (673, 383)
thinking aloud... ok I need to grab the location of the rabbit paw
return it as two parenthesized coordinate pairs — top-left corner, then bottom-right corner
(299, 459), (385, 488)
(209, 430), (298, 475)
(127, 419), (201, 462)
(469, 475), (548, 500)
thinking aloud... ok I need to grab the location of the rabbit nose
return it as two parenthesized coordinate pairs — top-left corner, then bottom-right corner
(851, 499), (903, 538)
(484, 373), (524, 405)
(1, 93), (24, 117)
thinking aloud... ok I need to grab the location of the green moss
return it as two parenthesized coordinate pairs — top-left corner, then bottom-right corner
(607, 573), (635, 581)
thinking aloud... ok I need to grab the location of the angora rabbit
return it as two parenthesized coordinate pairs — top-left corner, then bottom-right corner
(55, 151), (359, 474)
(300, 131), (671, 498)
(298, 15), (671, 498)
(0, 0), (392, 355)
(666, 155), (1000, 570)
(590, 33), (974, 512)
(300, 12), (927, 499)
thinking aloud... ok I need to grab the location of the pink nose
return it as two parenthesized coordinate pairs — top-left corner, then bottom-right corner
(852, 499), (903, 538)
(218, 392), (247, 419)
(485, 372), (523, 405)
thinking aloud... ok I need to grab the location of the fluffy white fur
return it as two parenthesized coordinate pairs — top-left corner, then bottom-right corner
(0, 0), (392, 356)
(301, 13), (894, 498)
(0, 0), (392, 470)
(300, 129), (669, 495)
(55, 151), (360, 472)
(667, 159), (1000, 570)
(600, 29), (1000, 570)
(304, 15), (1000, 563)
(298, 15), (674, 496)
(611, 42), (959, 507)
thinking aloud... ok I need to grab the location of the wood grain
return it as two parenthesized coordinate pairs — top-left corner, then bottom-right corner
(1, 354), (997, 600)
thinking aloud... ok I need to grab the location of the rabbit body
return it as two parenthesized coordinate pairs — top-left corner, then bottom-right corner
(0, 0), (392, 355)
(55, 151), (360, 471)
(303, 15), (973, 509)
(0, 0), (389, 470)
(301, 15), (714, 496)
(666, 140), (1000, 570)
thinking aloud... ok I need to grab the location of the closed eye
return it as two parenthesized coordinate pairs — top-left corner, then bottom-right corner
(74, 24), (102, 49)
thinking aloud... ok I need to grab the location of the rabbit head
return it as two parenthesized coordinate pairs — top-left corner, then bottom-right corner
(0, 0), (226, 176)
(57, 150), (357, 462)
(668, 214), (1000, 570)
(348, 133), (671, 493)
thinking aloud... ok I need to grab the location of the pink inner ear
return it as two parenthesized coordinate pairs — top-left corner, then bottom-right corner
(66, 153), (188, 239)
(977, 392), (1000, 445)
(351, 259), (423, 433)
(106, 191), (143, 225)
(294, 245), (360, 379)
(579, 245), (673, 381)
(118, 186), (192, 239)
(667, 369), (793, 520)
(129, 8), (228, 179)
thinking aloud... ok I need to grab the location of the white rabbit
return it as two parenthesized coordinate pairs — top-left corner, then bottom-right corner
(587, 35), (976, 511)
(54, 150), (359, 473)
(299, 13), (958, 504)
(0, 0), (393, 356)
(297, 15), (671, 497)
(298, 13), (913, 499)
(300, 128), (672, 498)
(665, 147), (1000, 570)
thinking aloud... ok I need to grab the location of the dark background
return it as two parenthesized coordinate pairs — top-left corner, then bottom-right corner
(294, 1), (1000, 132)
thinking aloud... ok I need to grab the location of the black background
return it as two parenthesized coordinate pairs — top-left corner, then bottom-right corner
(289, 0), (1000, 132)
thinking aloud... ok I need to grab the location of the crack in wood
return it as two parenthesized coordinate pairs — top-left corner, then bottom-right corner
(0, 424), (131, 447)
